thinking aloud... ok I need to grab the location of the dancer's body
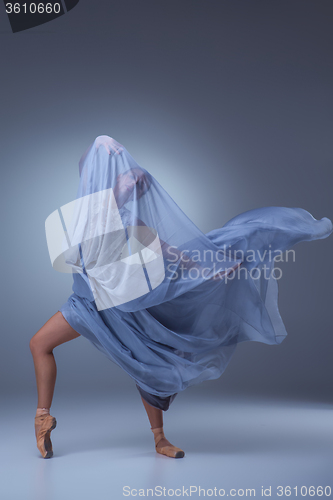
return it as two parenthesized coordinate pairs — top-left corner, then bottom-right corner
(30, 136), (332, 459)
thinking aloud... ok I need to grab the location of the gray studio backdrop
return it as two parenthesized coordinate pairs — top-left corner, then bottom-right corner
(1, 0), (332, 403)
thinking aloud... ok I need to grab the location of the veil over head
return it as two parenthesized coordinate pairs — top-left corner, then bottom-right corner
(58, 136), (241, 312)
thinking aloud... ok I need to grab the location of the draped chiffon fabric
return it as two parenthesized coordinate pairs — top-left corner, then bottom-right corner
(56, 136), (332, 409)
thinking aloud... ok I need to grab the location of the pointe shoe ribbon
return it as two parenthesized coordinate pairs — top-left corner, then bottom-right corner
(151, 426), (185, 458)
(35, 414), (57, 458)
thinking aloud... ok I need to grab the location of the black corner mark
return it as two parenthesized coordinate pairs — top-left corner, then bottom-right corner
(64, 0), (79, 12)
(3, 0), (80, 33)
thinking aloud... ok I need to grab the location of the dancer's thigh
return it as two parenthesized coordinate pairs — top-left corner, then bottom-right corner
(30, 311), (80, 353)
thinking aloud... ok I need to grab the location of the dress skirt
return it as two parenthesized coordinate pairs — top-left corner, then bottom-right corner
(58, 206), (332, 410)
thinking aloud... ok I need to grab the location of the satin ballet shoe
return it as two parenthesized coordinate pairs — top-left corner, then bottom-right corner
(151, 427), (185, 458)
(34, 414), (57, 458)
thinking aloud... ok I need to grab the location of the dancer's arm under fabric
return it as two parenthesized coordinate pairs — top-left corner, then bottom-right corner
(126, 212), (201, 270)
(125, 212), (242, 279)
(112, 165), (241, 278)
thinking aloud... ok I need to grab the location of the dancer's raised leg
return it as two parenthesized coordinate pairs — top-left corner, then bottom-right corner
(29, 311), (80, 457)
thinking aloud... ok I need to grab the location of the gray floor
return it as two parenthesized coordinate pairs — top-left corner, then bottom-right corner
(1, 391), (332, 500)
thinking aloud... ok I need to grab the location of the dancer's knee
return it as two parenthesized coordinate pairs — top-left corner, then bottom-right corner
(29, 312), (80, 357)
(29, 333), (52, 356)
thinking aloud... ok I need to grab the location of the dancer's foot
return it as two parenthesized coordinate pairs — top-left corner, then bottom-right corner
(35, 414), (57, 458)
(151, 427), (185, 458)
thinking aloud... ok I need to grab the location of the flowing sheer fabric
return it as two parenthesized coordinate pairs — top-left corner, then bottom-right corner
(57, 136), (332, 406)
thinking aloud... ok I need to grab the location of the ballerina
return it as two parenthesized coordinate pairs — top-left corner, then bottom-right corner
(30, 135), (332, 459)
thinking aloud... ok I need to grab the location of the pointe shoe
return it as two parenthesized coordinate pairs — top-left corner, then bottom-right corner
(34, 414), (57, 458)
(151, 427), (185, 458)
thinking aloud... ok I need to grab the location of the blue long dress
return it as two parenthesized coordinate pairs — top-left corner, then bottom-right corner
(52, 136), (332, 410)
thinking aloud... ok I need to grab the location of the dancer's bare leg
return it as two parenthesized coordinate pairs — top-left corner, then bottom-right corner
(140, 396), (184, 455)
(29, 311), (80, 435)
